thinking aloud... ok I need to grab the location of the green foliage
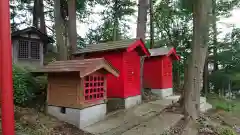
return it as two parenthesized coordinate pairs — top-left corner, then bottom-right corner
(13, 65), (39, 106)
(209, 28), (240, 91)
(85, 0), (135, 43)
(217, 127), (236, 135)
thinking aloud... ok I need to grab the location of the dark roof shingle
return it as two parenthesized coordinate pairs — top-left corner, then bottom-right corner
(11, 26), (54, 43)
(73, 39), (139, 54)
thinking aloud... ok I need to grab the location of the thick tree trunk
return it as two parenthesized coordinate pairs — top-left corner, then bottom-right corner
(137, 0), (149, 99)
(183, 0), (211, 120)
(68, 0), (77, 54)
(54, 0), (68, 60)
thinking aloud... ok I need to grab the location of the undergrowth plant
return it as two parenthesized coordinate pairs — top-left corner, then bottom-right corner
(13, 65), (39, 106)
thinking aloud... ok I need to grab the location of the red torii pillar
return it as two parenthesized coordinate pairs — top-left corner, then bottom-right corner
(0, 0), (16, 135)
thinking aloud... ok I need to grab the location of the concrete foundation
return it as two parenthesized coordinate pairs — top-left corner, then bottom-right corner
(47, 104), (106, 129)
(107, 95), (142, 112)
(151, 88), (173, 98)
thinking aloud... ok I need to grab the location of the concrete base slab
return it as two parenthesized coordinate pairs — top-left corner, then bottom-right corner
(47, 104), (106, 129)
(125, 95), (142, 109)
(84, 99), (174, 135)
(151, 88), (173, 98)
(122, 112), (183, 135)
(107, 95), (141, 112)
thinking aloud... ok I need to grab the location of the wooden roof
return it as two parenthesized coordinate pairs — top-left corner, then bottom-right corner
(73, 38), (150, 56)
(33, 58), (119, 78)
(11, 26), (54, 43)
(148, 47), (180, 60)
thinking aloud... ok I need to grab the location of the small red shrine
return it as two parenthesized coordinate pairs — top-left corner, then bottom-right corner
(73, 39), (150, 111)
(143, 47), (180, 98)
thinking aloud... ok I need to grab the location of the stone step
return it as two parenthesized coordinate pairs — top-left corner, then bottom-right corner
(200, 97), (207, 104)
(200, 102), (212, 112)
(121, 112), (183, 135)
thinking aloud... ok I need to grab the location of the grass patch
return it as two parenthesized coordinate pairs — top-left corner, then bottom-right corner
(207, 94), (240, 114)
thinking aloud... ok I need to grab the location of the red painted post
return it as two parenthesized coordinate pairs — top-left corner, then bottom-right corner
(0, 0), (16, 135)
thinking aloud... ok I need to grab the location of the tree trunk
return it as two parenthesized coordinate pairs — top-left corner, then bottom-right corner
(183, 0), (211, 120)
(149, 0), (154, 49)
(39, 0), (46, 34)
(136, 0), (148, 40)
(68, 0), (77, 55)
(137, 0), (149, 100)
(113, 0), (119, 41)
(33, 0), (47, 54)
(212, 0), (218, 72)
(203, 54), (209, 97)
(54, 0), (68, 60)
(32, 0), (39, 27)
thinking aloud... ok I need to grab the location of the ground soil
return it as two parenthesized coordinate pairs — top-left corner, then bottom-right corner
(0, 106), (94, 135)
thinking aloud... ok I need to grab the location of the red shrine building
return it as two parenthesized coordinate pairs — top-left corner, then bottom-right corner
(73, 39), (150, 111)
(143, 47), (180, 98)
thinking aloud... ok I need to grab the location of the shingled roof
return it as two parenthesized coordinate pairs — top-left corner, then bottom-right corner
(73, 38), (150, 56)
(11, 26), (54, 43)
(33, 58), (119, 78)
(148, 47), (180, 60)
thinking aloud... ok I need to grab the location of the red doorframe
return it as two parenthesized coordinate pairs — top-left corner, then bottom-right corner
(0, 0), (16, 135)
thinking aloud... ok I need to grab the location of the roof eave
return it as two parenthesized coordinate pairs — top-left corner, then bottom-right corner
(126, 39), (150, 56)
(166, 48), (180, 60)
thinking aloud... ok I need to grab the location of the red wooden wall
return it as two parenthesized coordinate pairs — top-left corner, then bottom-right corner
(143, 56), (173, 89)
(82, 51), (124, 98)
(123, 51), (141, 97)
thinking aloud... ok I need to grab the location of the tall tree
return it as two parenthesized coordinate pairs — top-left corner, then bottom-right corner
(149, 0), (154, 49)
(33, 0), (46, 33)
(136, 0), (149, 99)
(54, 0), (68, 60)
(68, 0), (77, 54)
(183, 0), (211, 119)
(136, 0), (148, 40)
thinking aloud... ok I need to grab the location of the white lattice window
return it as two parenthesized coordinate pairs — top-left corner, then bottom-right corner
(18, 40), (40, 60)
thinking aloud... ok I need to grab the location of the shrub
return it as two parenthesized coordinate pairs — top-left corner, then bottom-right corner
(13, 65), (39, 106)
